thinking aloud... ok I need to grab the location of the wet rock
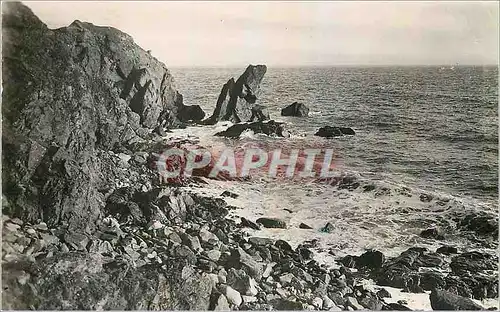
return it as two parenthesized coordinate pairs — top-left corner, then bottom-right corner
(376, 288), (391, 298)
(222, 285), (242, 307)
(177, 104), (205, 122)
(430, 289), (484, 310)
(206, 250), (222, 262)
(315, 126), (355, 138)
(226, 247), (264, 281)
(248, 237), (274, 246)
(299, 223), (313, 229)
(221, 191), (238, 199)
(281, 102), (309, 117)
(312, 297), (323, 309)
(458, 212), (498, 238)
(205, 65), (269, 124)
(199, 228), (219, 245)
(256, 217), (287, 229)
(357, 250), (385, 270)
(210, 293), (230, 311)
(436, 245), (458, 255)
(420, 228), (445, 240)
(240, 217), (260, 230)
(346, 296), (364, 310)
(215, 120), (289, 138)
(385, 302), (413, 310)
(226, 268), (258, 296)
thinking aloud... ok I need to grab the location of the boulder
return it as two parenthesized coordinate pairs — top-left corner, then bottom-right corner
(2, 2), (189, 233)
(215, 120), (289, 138)
(420, 228), (445, 240)
(314, 126), (355, 137)
(430, 289), (484, 310)
(177, 104), (205, 122)
(281, 102), (309, 117)
(204, 65), (269, 124)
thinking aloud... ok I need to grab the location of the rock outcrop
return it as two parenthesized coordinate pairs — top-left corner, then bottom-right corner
(204, 65), (270, 124)
(1, 2), (194, 233)
(215, 120), (289, 138)
(315, 126), (356, 137)
(281, 102), (309, 117)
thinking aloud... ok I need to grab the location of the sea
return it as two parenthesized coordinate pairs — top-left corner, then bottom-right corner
(168, 66), (498, 265)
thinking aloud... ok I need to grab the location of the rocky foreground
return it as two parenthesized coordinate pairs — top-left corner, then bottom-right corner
(2, 2), (498, 310)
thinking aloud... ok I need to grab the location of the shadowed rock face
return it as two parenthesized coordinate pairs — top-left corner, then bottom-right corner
(1, 2), (188, 232)
(205, 65), (270, 124)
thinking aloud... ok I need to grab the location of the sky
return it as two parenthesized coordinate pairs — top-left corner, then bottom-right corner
(22, 1), (499, 67)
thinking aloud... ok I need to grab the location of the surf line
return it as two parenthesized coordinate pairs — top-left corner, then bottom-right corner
(155, 147), (339, 180)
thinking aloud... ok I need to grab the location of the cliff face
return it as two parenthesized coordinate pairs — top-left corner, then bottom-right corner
(1, 2), (184, 232)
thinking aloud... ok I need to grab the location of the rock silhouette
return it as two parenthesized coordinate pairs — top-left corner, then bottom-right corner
(204, 65), (270, 124)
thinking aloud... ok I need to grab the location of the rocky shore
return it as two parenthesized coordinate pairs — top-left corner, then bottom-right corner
(2, 2), (498, 310)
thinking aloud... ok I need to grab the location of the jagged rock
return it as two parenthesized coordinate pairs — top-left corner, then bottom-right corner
(281, 102), (309, 117)
(268, 298), (305, 310)
(215, 120), (289, 138)
(226, 247), (264, 281)
(430, 289), (484, 310)
(204, 65), (269, 124)
(450, 251), (497, 274)
(240, 217), (260, 230)
(177, 104), (205, 122)
(376, 288), (391, 298)
(255, 217), (287, 229)
(314, 126), (355, 138)
(222, 285), (242, 307)
(357, 250), (385, 270)
(221, 191), (238, 199)
(2, 2), (189, 233)
(320, 222), (335, 233)
(2, 252), (213, 309)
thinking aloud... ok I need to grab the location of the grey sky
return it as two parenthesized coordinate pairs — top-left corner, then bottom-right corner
(23, 1), (499, 66)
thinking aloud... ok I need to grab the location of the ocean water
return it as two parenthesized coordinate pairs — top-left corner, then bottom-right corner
(169, 66), (498, 258)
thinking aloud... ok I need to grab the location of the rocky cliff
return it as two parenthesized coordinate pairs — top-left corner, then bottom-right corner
(2, 2), (193, 233)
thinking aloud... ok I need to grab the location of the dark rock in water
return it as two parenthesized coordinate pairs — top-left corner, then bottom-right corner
(320, 222), (335, 233)
(177, 104), (205, 122)
(204, 65), (269, 124)
(2, 252), (213, 310)
(314, 126), (355, 138)
(450, 251), (498, 274)
(415, 252), (445, 268)
(430, 289), (484, 310)
(275, 240), (293, 253)
(2, 2), (189, 232)
(240, 217), (260, 230)
(436, 245), (458, 255)
(248, 237), (274, 246)
(299, 223), (313, 229)
(256, 217), (287, 229)
(215, 120), (289, 138)
(281, 102), (309, 117)
(419, 272), (447, 291)
(357, 250), (385, 270)
(384, 302), (413, 310)
(221, 191), (238, 199)
(420, 228), (445, 240)
(376, 288), (391, 298)
(419, 193), (433, 202)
